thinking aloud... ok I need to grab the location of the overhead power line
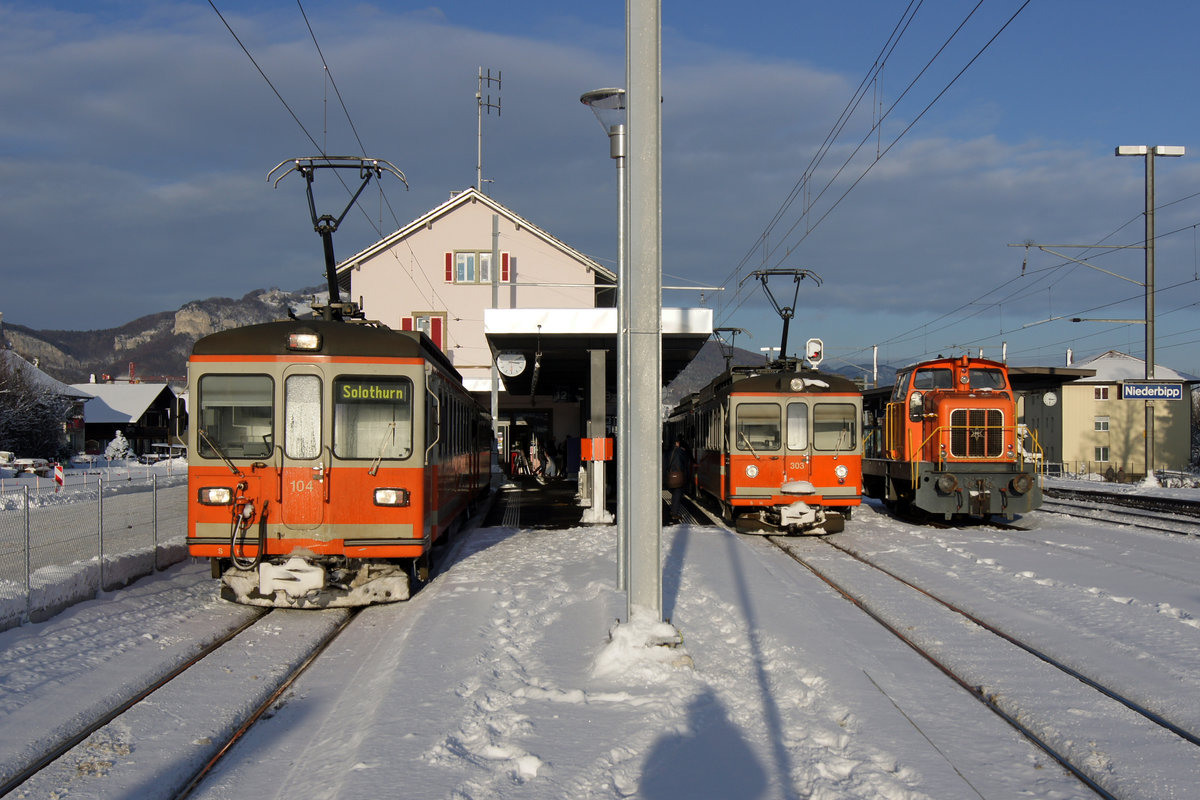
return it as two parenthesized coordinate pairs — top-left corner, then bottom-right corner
(717, 1), (1033, 331)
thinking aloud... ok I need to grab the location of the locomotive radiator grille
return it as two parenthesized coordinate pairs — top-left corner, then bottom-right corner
(949, 408), (1004, 458)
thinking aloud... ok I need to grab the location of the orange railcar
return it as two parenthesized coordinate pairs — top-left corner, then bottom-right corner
(187, 319), (491, 607)
(665, 362), (862, 534)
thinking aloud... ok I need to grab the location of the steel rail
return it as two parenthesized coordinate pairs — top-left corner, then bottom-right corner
(0, 610), (269, 798)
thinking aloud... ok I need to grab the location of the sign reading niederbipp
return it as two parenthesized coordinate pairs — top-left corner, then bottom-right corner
(1120, 381), (1184, 401)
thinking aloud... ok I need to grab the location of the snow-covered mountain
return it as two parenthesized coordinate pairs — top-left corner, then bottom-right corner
(0, 287), (324, 386)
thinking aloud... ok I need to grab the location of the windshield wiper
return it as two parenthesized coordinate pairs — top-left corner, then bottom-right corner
(738, 430), (759, 459)
(197, 428), (243, 477)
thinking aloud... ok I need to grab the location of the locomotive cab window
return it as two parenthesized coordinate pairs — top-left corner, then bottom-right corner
(813, 403), (858, 451)
(912, 368), (953, 390)
(735, 403), (781, 451)
(969, 368), (1006, 390)
(333, 376), (414, 460)
(197, 374), (274, 459)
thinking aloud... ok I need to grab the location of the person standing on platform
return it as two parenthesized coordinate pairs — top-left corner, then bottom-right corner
(666, 437), (691, 523)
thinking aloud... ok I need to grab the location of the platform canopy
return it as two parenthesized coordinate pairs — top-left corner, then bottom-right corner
(481, 307), (712, 397)
(1006, 365), (1097, 392)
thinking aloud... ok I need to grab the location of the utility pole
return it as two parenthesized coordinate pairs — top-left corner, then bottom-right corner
(1116, 145), (1184, 478)
(1009, 147), (1183, 480)
(476, 68), (501, 193)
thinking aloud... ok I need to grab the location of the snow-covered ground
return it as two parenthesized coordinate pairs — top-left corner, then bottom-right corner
(1, 477), (1198, 798)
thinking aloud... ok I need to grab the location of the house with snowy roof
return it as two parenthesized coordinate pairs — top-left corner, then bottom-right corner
(0, 350), (91, 456)
(1022, 350), (1195, 478)
(70, 381), (182, 457)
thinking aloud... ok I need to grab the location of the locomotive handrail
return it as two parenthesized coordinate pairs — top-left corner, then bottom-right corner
(907, 423), (1043, 487)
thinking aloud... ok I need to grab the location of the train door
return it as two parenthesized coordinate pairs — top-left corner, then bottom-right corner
(281, 368), (326, 530)
(785, 400), (811, 482)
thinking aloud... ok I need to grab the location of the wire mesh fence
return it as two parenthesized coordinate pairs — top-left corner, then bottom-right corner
(0, 475), (188, 628)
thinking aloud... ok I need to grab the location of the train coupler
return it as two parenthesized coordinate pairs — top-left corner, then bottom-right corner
(779, 499), (817, 529)
(259, 557), (325, 598)
(968, 488), (991, 517)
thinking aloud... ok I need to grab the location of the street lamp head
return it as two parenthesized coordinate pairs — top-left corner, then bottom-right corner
(1116, 145), (1185, 157)
(580, 87), (626, 133)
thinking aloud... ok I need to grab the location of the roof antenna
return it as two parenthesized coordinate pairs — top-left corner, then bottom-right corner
(477, 67), (502, 193)
(268, 156), (408, 321)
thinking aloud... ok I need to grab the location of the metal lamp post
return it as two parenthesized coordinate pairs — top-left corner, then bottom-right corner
(580, 88), (629, 589)
(1115, 145), (1184, 479)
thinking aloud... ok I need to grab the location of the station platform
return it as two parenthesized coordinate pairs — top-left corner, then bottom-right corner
(478, 472), (705, 530)
(480, 474), (615, 529)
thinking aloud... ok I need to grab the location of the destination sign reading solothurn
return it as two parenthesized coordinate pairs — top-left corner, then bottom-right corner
(337, 381), (409, 402)
(1120, 381), (1184, 401)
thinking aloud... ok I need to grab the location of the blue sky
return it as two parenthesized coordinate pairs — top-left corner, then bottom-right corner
(4, 1), (1200, 375)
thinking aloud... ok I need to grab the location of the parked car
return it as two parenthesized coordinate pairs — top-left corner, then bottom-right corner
(13, 458), (51, 477)
(0, 451), (14, 466)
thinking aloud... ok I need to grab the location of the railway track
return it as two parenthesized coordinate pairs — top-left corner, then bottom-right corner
(1037, 494), (1200, 536)
(4, 607), (356, 800)
(1044, 485), (1200, 517)
(673, 491), (1200, 798)
(766, 532), (1200, 800)
(0, 608), (267, 797)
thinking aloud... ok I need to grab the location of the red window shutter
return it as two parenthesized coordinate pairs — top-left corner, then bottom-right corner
(501, 253), (509, 282)
(401, 317), (413, 331)
(445, 252), (453, 282)
(431, 317), (444, 349)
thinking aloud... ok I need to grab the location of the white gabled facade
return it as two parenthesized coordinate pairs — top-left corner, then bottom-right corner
(336, 187), (615, 390)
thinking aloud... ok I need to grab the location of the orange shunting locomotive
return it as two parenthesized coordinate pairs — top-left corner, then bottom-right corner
(863, 354), (1041, 519)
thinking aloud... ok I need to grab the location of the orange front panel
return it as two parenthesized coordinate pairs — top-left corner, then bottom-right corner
(281, 465), (325, 527)
(188, 464), (429, 555)
(325, 465), (427, 528)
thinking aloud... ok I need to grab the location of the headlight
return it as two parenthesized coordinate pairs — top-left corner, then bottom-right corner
(744, 464), (759, 478)
(1009, 473), (1033, 495)
(374, 488), (411, 507)
(834, 464), (849, 479)
(935, 474), (958, 495)
(789, 377), (805, 392)
(198, 487), (233, 505)
(286, 330), (322, 351)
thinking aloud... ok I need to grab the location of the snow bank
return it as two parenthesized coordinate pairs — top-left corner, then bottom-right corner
(0, 538), (188, 631)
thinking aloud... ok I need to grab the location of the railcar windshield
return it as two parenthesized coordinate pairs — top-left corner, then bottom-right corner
(912, 368), (953, 390)
(333, 376), (414, 460)
(197, 374), (274, 459)
(735, 402), (781, 451)
(969, 368), (1006, 390)
(813, 403), (858, 451)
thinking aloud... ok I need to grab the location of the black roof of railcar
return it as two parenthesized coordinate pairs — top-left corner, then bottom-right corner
(191, 319), (461, 381)
(717, 369), (860, 396)
(674, 362), (861, 414)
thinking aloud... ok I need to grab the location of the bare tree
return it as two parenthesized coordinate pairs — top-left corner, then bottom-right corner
(0, 356), (72, 459)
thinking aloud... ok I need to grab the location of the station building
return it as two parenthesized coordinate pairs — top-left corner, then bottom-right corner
(334, 187), (710, 497)
(1017, 350), (1195, 479)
